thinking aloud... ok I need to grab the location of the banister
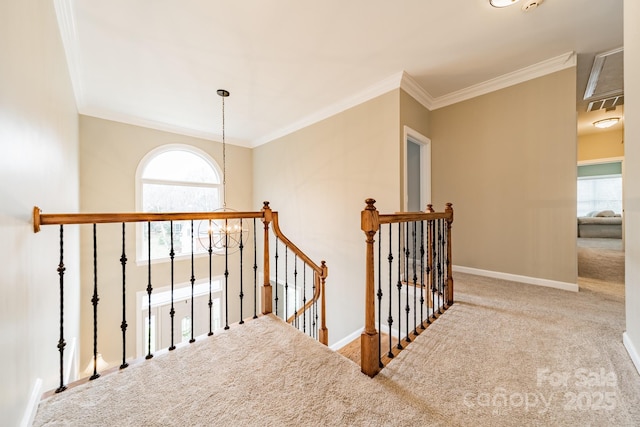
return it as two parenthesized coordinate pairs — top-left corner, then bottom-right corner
(378, 211), (451, 224)
(285, 260), (328, 323)
(271, 211), (328, 345)
(360, 198), (454, 377)
(35, 202), (328, 344)
(270, 212), (324, 275)
(33, 206), (264, 232)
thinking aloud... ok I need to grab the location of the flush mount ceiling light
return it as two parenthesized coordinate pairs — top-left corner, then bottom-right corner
(593, 117), (620, 129)
(490, 0), (521, 7)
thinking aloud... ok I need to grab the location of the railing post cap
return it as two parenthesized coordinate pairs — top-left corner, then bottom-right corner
(364, 198), (376, 210)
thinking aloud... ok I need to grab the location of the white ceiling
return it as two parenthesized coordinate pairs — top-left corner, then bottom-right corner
(55, 0), (624, 147)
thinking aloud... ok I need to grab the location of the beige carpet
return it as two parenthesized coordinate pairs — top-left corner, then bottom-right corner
(35, 273), (640, 426)
(578, 237), (624, 284)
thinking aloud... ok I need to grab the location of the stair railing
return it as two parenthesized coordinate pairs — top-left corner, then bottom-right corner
(33, 201), (327, 394)
(360, 198), (453, 377)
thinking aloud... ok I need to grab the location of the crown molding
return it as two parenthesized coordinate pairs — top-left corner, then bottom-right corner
(252, 71), (405, 147)
(54, 0), (85, 110)
(399, 71), (435, 110)
(430, 51), (577, 110)
(80, 106), (253, 148)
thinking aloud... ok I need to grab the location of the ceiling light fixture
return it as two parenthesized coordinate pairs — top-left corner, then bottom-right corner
(198, 89), (248, 252)
(593, 117), (620, 129)
(489, 0), (521, 7)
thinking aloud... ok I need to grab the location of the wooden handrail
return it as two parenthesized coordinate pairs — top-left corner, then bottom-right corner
(270, 212), (324, 275)
(271, 211), (328, 345)
(33, 206), (263, 232)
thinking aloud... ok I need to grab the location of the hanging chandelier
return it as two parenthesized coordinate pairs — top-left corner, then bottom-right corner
(198, 89), (249, 252)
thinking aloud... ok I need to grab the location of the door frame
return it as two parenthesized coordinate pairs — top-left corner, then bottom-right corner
(403, 126), (432, 212)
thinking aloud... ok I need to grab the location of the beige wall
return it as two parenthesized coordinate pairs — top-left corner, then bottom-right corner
(0, 1), (80, 424)
(624, 0), (640, 373)
(253, 90), (400, 344)
(431, 69), (578, 284)
(79, 116), (253, 370)
(578, 129), (624, 162)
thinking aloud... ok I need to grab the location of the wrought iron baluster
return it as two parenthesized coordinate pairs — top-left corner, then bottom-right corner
(224, 221), (230, 330)
(169, 221), (176, 350)
(412, 221), (418, 336)
(420, 220), (425, 330)
(445, 215), (451, 306)
(120, 223), (129, 370)
(55, 225), (67, 393)
(90, 224), (100, 380)
(208, 219), (214, 336)
(312, 268), (317, 339)
(253, 218), (258, 319)
(146, 221), (153, 360)
(430, 219), (436, 321)
(190, 220), (196, 342)
(396, 222), (403, 350)
(274, 236), (279, 316)
(303, 264), (307, 334)
(294, 254), (298, 328)
(239, 218), (245, 325)
(377, 224), (383, 367)
(405, 221), (411, 343)
(387, 224), (394, 358)
(285, 246), (288, 321)
(438, 219), (444, 314)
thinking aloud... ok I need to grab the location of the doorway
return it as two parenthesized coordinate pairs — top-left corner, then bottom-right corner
(403, 126), (431, 212)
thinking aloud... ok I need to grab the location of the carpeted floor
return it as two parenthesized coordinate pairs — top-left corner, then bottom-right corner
(577, 237), (624, 284)
(34, 272), (640, 426)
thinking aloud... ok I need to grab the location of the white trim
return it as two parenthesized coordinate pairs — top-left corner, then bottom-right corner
(403, 126), (432, 212)
(253, 72), (404, 147)
(453, 265), (579, 292)
(65, 337), (77, 385)
(430, 52), (577, 110)
(53, 0), (85, 110)
(623, 332), (640, 375)
(330, 327), (363, 351)
(577, 157), (625, 166)
(400, 72), (435, 110)
(20, 378), (42, 427)
(80, 106), (253, 148)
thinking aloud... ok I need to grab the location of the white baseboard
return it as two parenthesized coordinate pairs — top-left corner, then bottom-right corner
(330, 327), (363, 351)
(20, 378), (42, 427)
(623, 332), (640, 376)
(453, 265), (579, 292)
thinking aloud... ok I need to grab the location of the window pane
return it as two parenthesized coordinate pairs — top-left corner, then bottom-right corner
(143, 151), (219, 183)
(577, 176), (622, 216)
(142, 183), (219, 213)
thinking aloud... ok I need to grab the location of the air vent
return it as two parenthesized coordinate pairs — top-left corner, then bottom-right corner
(587, 95), (624, 112)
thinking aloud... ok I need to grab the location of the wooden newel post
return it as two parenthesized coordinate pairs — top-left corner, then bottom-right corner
(318, 260), (329, 345)
(445, 203), (454, 306)
(261, 201), (273, 314)
(360, 198), (380, 377)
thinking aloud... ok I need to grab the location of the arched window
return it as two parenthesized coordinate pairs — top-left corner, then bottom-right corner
(136, 145), (222, 261)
